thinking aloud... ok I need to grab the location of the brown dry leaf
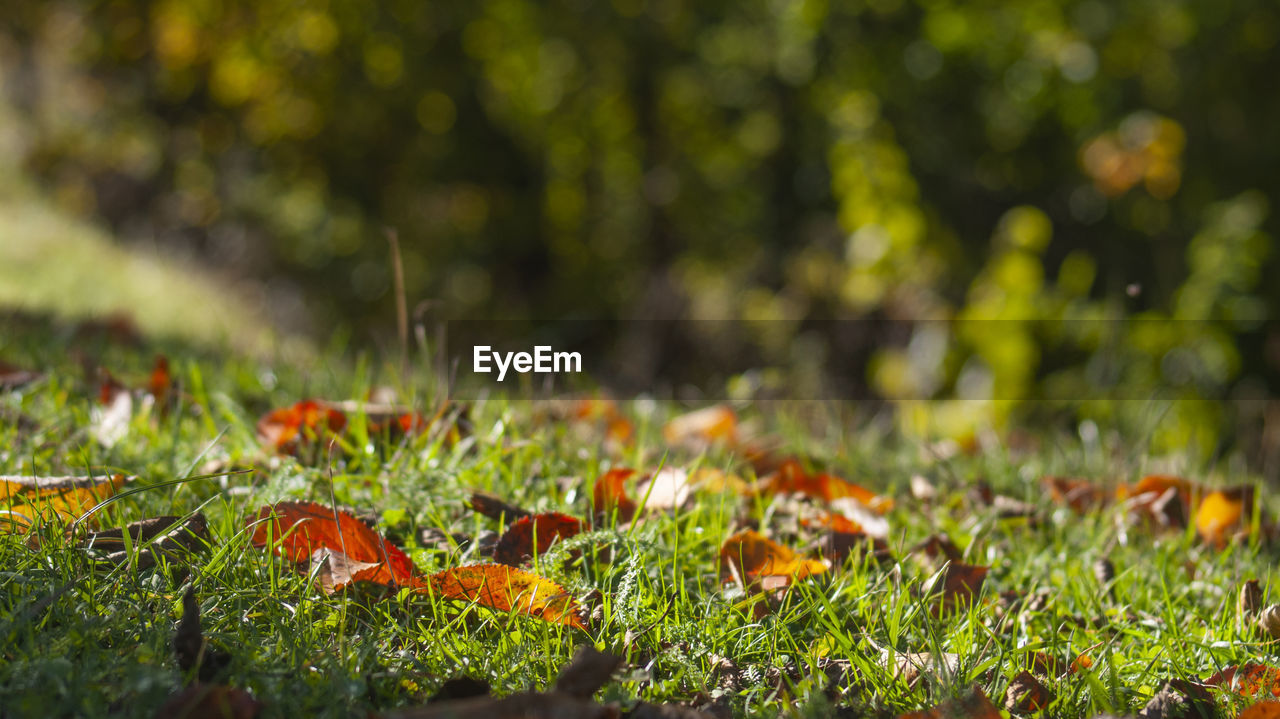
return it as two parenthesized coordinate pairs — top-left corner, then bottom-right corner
(255, 400), (347, 454)
(591, 468), (640, 523)
(469, 492), (532, 522)
(1205, 664), (1280, 700)
(0, 359), (41, 390)
(1140, 679), (1215, 719)
(912, 535), (963, 565)
(1119, 475), (1197, 528)
(719, 530), (828, 590)
(0, 474), (129, 526)
(310, 548), (385, 593)
(175, 588), (231, 682)
(1195, 486), (1253, 547)
(153, 683), (262, 719)
(84, 513), (210, 569)
(897, 686), (1002, 718)
(1041, 476), (1109, 513)
(247, 502), (417, 587)
(379, 691), (616, 719)
(930, 562), (990, 617)
(1241, 703), (1280, 719)
(1004, 670), (1054, 713)
(493, 513), (585, 566)
(427, 564), (586, 629)
(553, 646), (623, 699)
(888, 651), (961, 687)
(663, 405), (737, 447)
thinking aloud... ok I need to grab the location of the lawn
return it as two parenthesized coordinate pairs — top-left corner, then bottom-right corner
(1, 323), (1278, 718)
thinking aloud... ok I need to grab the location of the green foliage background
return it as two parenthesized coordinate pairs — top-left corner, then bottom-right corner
(3, 0), (1280, 454)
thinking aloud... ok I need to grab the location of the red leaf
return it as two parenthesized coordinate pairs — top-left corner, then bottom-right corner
(1206, 664), (1280, 700)
(591, 468), (639, 523)
(255, 400), (347, 454)
(246, 502), (416, 587)
(493, 513), (585, 566)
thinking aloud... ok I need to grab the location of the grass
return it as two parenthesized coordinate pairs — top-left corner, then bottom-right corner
(1, 323), (1278, 718)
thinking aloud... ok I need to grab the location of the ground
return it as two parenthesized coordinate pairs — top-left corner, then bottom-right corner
(1, 323), (1278, 719)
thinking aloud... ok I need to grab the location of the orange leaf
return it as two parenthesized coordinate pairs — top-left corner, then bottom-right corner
(591, 468), (639, 523)
(663, 405), (737, 446)
(719, 529), (828, 589)
(897, 686), (1002, 718)
(1042, 476), (1109, 512)
(148, 355), (172, 404)
(1195, 487), (1253, 547)
(493, 512), (585, 566)
(427, 564), (585, 629)
(0, 474), (130, 525)
(1206, 664), (1280, 700)
(803, 512), (864, 534)
(246, 502), (416, 587)
(1242, 702), (1280, 719)
(760, 458), (892, 512)
(256, 400), (347, 454)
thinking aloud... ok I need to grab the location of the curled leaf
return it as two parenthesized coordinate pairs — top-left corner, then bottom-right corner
(427, 564), (585, 629)
(719, 529), (828, 590)
(247, 502), (416, 587)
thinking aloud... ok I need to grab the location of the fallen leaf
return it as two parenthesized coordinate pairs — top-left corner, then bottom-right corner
(84, 513), (210, 569)
(1041, 476), (1108, 513)
(148, 354), (173, 409)
(1139, 679), (1215, 719)
(255, 400), (347, 454)
(1259, 605), (1280, 639)
(310, 548), (387, 593)
(469, 492), (532, 522)
(92, 377), (133, 448)
(591, 468), (640, 523)
(897, 686), (1002, 718)
(1004, 670), (1054, 713)
(0, 360), (41, 390)
(1195, 486), (1253, 546)
(929, 562), (989, 616)
(760, 458), (892, 513)
(1242, 703), (1280, 719)
(637, 468), (695, 510)
(888, 651), (961, 687)
(1120, 475), (1196, 529)
(0, 474), (129, 525)
(153, 683), (262, 719)
(553, 646), (623, 698)
(379, 691), (615, 719)
(247, 502), (416, 587)
(719, 529), (828, 590)
(912, 535), (963, 565)
(663, 405), (737, 447)
(1205, 664), (1280, 700)
(493, 513), (585, 566)
(427, 564), (586, 629)
(175, 587), (231, 682)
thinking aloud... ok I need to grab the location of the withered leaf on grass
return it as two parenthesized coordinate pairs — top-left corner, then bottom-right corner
(759, 458), (892, 513)
(247, 502), (417, 588)
(663, 405), (738, 447)
(0, 474), (130, 526)
(83, 513), (210, 569)
(719, 530), (828, 590)
(1119, 475), (1195, 529)
(469, 492), (532, 522)
(1195, 486), (1253, 547)
(929, 562), (989, 617)
(175, 587), (231, 682)
(493, 512), (585, 566)
(153, 683), (262, 719)
(591, 468), (640, 523)
(256, 400), (347, 454)
(427, 564), (586, 629)
(0, 359), (41, 390)
(1004, 670), (1054, 713)
(1205, 664), (1280, 700)
(1241, 703), (1280, 719)
(1041, 476), (1109, 513)
(897, 686), (1002, 718)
